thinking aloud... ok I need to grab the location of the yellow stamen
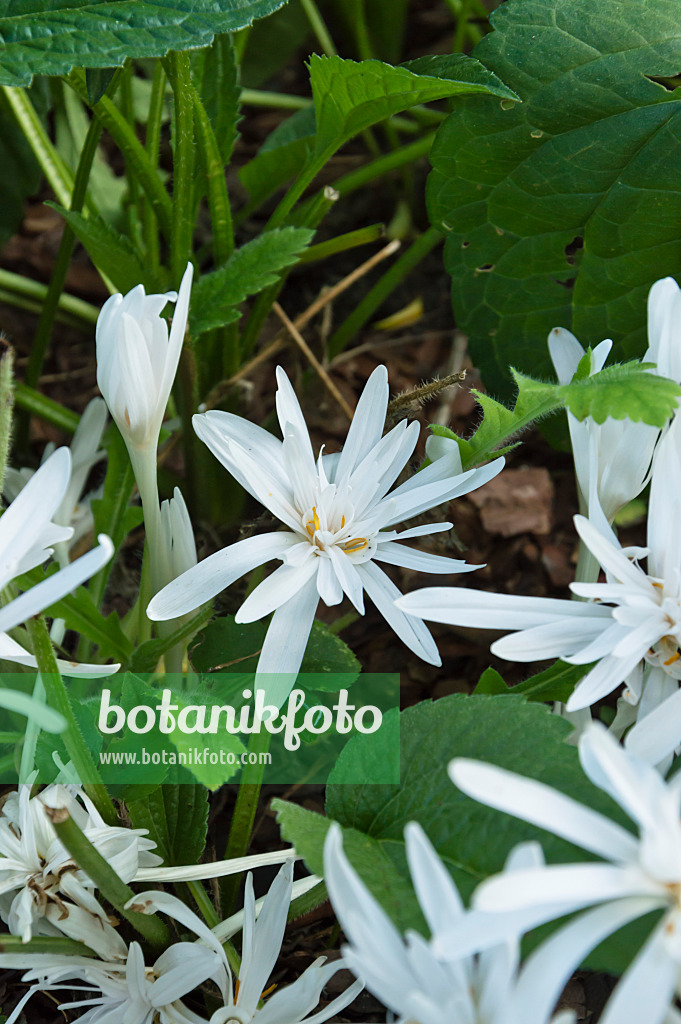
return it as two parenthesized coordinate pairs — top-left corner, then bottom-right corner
(653, 582), (664, 589)
(343, 537), (369, 553)
(306, 506), (321, 537)
(665, 651), (681, 666)
(341, 515), (346, 528)
(262, 983), (277, 998)
(234, 979), (240, 1000)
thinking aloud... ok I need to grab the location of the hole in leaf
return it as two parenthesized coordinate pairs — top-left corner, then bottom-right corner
(564, 236), (583, 266)
(646, 74), (681, 91)
(476, 264), (494, 272)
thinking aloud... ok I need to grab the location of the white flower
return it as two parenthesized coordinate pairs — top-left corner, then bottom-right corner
(0, 447), (116, 676)
(148, 366), (503, 705)
(0, 889), (230, 1024)
(209, 859), (363, 1024)
(0, 783), (161, 952)
(398, 409), (681, 714)
(449, 723), (681, 1024)
(323, 822), (638, 1024)
(161, 486), (197, 581)
(3, 397), (108, 566)
(96, 264), (193, 452)
(548, 276), (681, 524)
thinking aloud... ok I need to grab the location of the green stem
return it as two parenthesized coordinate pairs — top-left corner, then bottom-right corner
(165, 52), (195, 285)
(327, 225), (443, 357)
(220, 729), (272, 916)
(0, 349), (14, 496)
(14, 383), (79, 434)
(0, 934), (94, 955)
(68, 72), (173, 239)
(25, 616), (117, 825)
(188, 878), (220, 928)
(2, 86), (74, 207)
(287, 880), (328, 922)
(23, 113), (104, 394)
(333, 132), (435, 198)
(240, 88), (310, 110)
(349, 0), (374, 59)
(50, 810), (169, 949)
(300, 0), (337, 56)
(0, 269), (98, 323)
(143, 60), (167, 275)
(298, 223), (385, 263)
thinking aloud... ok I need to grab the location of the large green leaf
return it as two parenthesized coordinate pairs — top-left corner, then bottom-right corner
(0, 0), (289, 87)
(428, 0), (681, 396)
(275, 695), (638, 953)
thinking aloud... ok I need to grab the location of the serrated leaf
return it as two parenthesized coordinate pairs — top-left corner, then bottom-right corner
(49, 205), (154, 293)
(0, 0), (290, 87)
(239, 107), (316, 208)
(429, 0), (681, 397)
(127, 767), (209, 865)
(559, 363), (681, 427)
(310, 53), (517, 164)
(85, 67), (117, 105)
(190, 34), (240, 165)
(276, 695), (635, 945)
(190, 227), (315, 335)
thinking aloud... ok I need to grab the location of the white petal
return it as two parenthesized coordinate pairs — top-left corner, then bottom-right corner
(334, 365), (388, 482)
(598, 916), (680, 1024)
(255, 578), (319, 707)
(474, 864), (659, 915)
(547, 327), (586, 384)
(449, 759), (638, 862)
(275, 366), (315, 463)
(491, 616), (610, 662)
(357, 561), (440, 665)
(0, 535), (114, 635)
(374, 541), (480, 575)
(236, 560), (318, 622)
(396, 587), (611, 630)
(565, 649), (646, 712)
(626, 688), (681, 765)
(147, 532), (297, 620)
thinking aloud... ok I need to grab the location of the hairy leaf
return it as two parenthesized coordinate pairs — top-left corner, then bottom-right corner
(428, 0), (681, 395)
(0, 0), (289, 87)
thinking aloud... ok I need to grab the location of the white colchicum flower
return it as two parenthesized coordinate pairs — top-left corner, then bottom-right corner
(95, 264), (193, 454)
(3, 397), (108, 566)
(0, 782), (161, 953)
(161, 486), (197, 581)
(209, 859), (363, 1024)
(450, 723), (681, 1024)
(397, 407), (681, 716)
(548, 276), (681, 525)
(0, 446), (116, 676)
(148, 365), (504, 704)
(0, 889), (230, 1024)
(323, 822), (645, 1024)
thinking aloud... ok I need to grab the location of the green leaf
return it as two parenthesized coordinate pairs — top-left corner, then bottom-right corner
(0, 0), (290, 87)
(129, 608), (213, 673)
(428, 0), (681, 396)
(240, 0), (312, 89)
(559, 363), (681, 427)
(190, 227), (315, 335)
(310, 53), (517, 165)
(127, 767), (209, 865)
(472, 666), (508, 695)
(44, 584), (133, 664)
(473, 661), (593, 703)
(48, 205), (154, 293)
(276, 695), (633, 936)
(35, 697), (103, 783)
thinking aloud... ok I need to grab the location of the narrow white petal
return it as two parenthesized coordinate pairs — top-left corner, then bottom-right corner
(375, 541), (480, 575)
(491, 617), (610, 662)
(358, 561), (440, 665)
(396, 587), (611, 629)
(255, 579), (319, 707)
(0, 535), (114, 635)
(147, 533), (297, 620)
(547, 327), (586, 384)
(565, 649), (646, 712)
(574, 515), (654, 592)
(334, 365), (388, 482)
(449, 759), (638, 861)
(236, 560), (318, 622)
(626, 688), (681, 765)
(474, 864), (659, 915)
(598, 916), (679, 1024)
(275, 367), (315, 463)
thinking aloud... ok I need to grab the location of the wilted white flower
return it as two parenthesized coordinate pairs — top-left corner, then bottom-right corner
(549, 276), (681, 525)
(3, 397), (108, 566)
(323, 822), (639, 1024)
(0, 782), (161, 952)
(95, 264), (193, 453)
(0, 447), (115, 676)
(450, 723), (681, 1024)
(148, 366), (503, 705)
(209, 859), (362, 1024)
(0, 889), (229, 1024)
